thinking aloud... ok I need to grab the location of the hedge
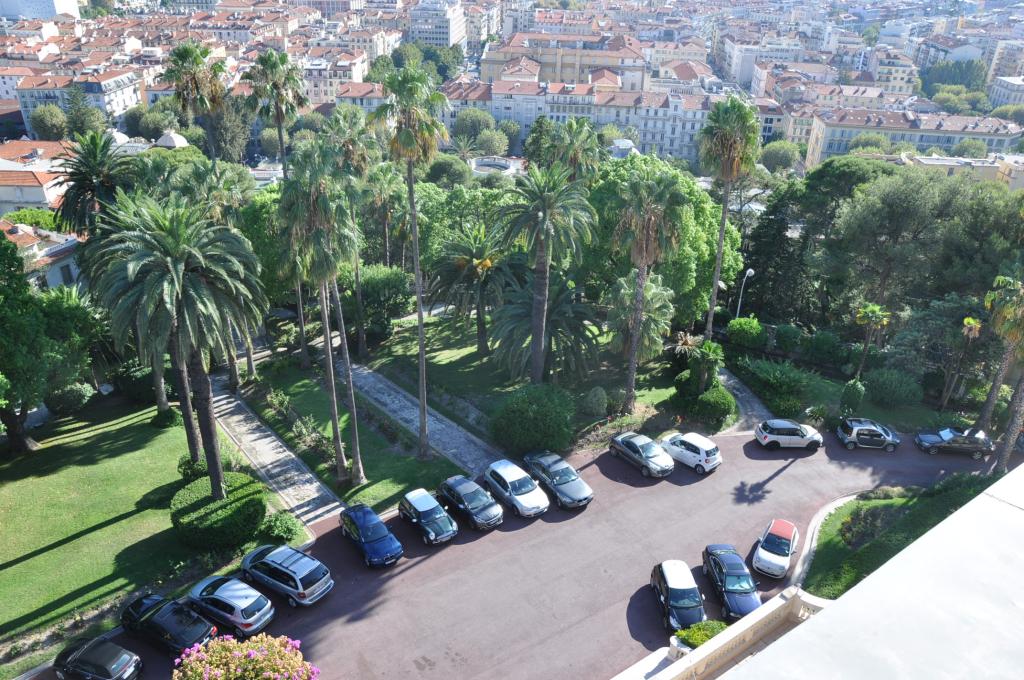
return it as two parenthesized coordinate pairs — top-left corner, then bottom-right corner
(170, 472), (267, 549)
(774, 324), (803, 353)
(581, 386), (608, 417)
(726, 317), (766, 350)
(114, 360), (164, 405)
(44, 382), (95, 415)
(177, 450), (246, 482)
(491, 384), (575, 454)
(676, 620), (728, 648)
(863, 369), (923, 407)
(691, 385), (736, 429)
(840, 379), (865, 412)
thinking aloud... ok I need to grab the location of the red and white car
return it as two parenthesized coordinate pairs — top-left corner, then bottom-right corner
(752, 519), (799, 578)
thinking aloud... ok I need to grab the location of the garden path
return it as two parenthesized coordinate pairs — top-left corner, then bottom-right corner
(718, 367), (774, 434)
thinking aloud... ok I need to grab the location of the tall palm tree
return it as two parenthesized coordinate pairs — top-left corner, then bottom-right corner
(363, 162), (404, 267)
(853, 302), (891, 379)
(88, 192), (266, 499)
(369, 66), (449, 459)
(242, 49), (308, 180)
(978, 274), (1024, 432)
(55, 131), (133, 235)
(428, 223), (505, 355)
(550, 117), (606, 183)
(607, 273), (675, 364)
(996, 375), (1024, 473)
(698, 96), (761, 338)
(280, 145), (366, 485)
(498, 163), (595, 384)
(163, 40), (226, 164)
(613, 167), (688, 411)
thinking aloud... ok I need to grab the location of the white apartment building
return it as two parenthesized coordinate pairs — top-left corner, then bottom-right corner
(988, 40), (1024, 83)
(989, 76), (1024, 108)
(323, 28), (401, 62)
(0, 0), (78, 20)
(464, 2), (501, 57)
(501, 0), (533, 39)
(409, 0), (467, 50)
(17, 70), (140, 138)
(721, 36), (804, 88)
(868, 48), (918, 96)
(0, 65), (35, 99)
(333, 81), (388, 115)
(303, 52), (368, 105)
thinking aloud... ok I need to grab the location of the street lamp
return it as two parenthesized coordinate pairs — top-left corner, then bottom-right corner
(736, 268), (755, 318)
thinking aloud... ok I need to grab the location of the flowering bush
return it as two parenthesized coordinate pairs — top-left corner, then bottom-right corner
(173, 634), (319, 679)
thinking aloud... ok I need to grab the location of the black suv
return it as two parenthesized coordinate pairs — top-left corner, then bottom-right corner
(121, 594), (216, 654)
(835, 417), (900, 452)
(437, 475), (503, 530)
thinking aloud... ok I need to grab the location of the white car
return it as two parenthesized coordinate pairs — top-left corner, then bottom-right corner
(752, 519), (799, 578)
(484, 459), (550, 518)
(659, 432), (723, 475)
(754, 419), (823, 451)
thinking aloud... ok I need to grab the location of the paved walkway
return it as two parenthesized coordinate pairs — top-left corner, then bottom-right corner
(211, 375), (344, 526)
(718, 366), (773, 434)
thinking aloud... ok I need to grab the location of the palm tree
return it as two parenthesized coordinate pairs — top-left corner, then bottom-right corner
(428, 223), (504, 355)
(451, 135), (479, 162)
(996, 375), (1024, 473)
(613, 167), (688, 412)
(607, 273), (675, 363)
(977, 274), (1024, 432)
(369, 65), (449, 459)
(280, 145), (366, 485)
(163, 40), (226, 164)
(131, 152), (177, 199)
(551, 117), (605, 182)
(698, 96), (761, 338)
(853, 302), (891, 379)
(693, 339), (725, 393)
(88, 192), (266, 499)
(54, 131), (133, 234)
(363, 162), (404, 267)
(242, 49), (308, 180)
(498, 164), (595, 384)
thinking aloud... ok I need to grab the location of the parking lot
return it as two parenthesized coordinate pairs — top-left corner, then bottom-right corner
(37, 433), (990, 680)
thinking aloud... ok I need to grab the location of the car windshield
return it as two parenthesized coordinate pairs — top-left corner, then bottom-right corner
(462, 487), (491, 510)
(241, 595), (269, 620)
(299, 564), (329, 590)
(109, 651), (134, 675)
(762, 533), (792, 556)
(798, 425), (809, 437)
(362, 521), (390, 542)
(640, 441), (666, 459)
(879, 425), (893, 438)
(725, 573), (756, 593)
(668, 587), (702, 608)
(706, 446), (720, 457)
(938, 428), (956, 441)
(510, 476), (537, 495)
(549, 465), (578, 485)
(420, 505), (446, 521)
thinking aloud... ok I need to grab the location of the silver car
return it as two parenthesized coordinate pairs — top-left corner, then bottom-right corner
(523, 451), (593, 509)
(609, 431), (675, 477)
(484, 459), (550, 518)
(241, 545), (334, 607)
(187, 576), (275, 638)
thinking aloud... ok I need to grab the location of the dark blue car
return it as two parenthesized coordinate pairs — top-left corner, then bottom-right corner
(701, 544), (762, 620)
(340, 504), (404, 567)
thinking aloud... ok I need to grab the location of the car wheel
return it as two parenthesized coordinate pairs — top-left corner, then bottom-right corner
(514, 505), (523, 517)
(884, 444), (896, 453)
(287, 596), (298, 608)
(241, 569), (252, 582)
(663, 614), (673, 632)
(806, 441), (819, 451)
(928, 446), (939, 455)
(702, 563), (708, 576)
(55, 672), (65, 680)
(234, 627), (246, 639)
(364, 555), (371, 568)
(845, 441), (856, 451)
(722, 606), (730, 619)
(971, 450), (984, 461)
(766, 441), (781, 450)
(422, 534), (431, 545)
(694, 464), (706, 475)
(556, 497), (566, 510)
(609, 447), (618, 457)
(641, 466), (651, 478)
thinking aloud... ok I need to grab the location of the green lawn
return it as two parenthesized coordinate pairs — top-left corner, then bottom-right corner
(803, 373), (943, 432)
(251, 364), (461, 512)
(0, 399), (196, 641)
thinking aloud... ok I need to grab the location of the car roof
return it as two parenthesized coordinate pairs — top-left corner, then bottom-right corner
(620, 431), (652, 445)
(404, 488), (439, 512)
(200, 577), (258, 607)
(767, 519), (797, 539)
(661, 560), (696, 588)
(74, 639), (127, 670)
(345, 503), (380, 525)
(679, 432), (716, 449)
(526, 451), (561, 467)
(765, 419), (799, 428)
(265, 545), (320, 576)
(845, 417), (875, 427)
(447, 475), (479, 494)
(488, 459), (528, 480)
(719, 551), (749, 574)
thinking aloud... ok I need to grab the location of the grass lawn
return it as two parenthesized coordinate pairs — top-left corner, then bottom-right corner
(803, 373), (942, 432)
(251, 364), (461, 512)
(0, 399), (196, 642)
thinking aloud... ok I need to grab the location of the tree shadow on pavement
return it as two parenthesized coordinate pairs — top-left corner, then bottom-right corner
(732, 459), (798, 505)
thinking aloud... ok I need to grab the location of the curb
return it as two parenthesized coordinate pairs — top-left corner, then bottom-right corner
(792, 491), (866, 588)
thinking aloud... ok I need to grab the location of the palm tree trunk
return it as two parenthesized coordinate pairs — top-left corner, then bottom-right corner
(383, 214), (391, 267)
(623, 265), (649, 413)
(475, 284), (489, 356)
(295, 278), (311, 369)
(152, 351), (169, 412)
(277, 109), (289, 180)
(529, 232), (551, 384)
(188, 350), (224, 500)
(406, 159), (431, 460)
(855, 329), (872, 379)
(170, 336), (201, 464)
(319, 283), (351, 480)
(353, 255), (368, 359)
(227, 325), (240, 393)
(0, 406), (32, 454)
(330, 279), (366, 485)
(244, 323), (256, 380)
(704, 179), (731, 339)
(995, 374), (1024, 474)
(975, 344), (1015, 431)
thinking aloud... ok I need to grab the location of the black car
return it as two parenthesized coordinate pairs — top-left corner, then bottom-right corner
(650, 560), (706, 632)
(437, 475), (503, 530)
(398, 488), (459, 545)
(701, 544), (762, 620)
(121, 594), (217, 655)
(915, 426), (994, 460)
(340, 503), (404, 567)
(54, 638), (142, 680)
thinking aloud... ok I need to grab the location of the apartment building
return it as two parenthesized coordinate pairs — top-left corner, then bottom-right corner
(333, 81), (388, 115)
(987, 40), (1024, 83)
(868, 48), (918, 96)
(2, 220), (81, 289)
(481, 33), (646, 91)
(720, 34), (805, 88)
(17, 70), (140, 137)
(289, 0), (362, 16)
(501, 0), (534, 39)
(303, 51), (368, 105)
(0, 65), (38, 99)
(806, 109), (1022, 167)
(408, 0), (467, 50)
(464, 2), (501, 57)
(0, 0), (79, 21)
(912, 35), (983, 70)
(316, 28), (401, 62)
(989, 76), (1024, 108)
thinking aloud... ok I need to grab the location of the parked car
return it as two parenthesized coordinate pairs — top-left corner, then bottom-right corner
(54, 638), (142, 680)
(121, 594), (216, 654)
(484, 459), (550, 517)
(186, 576), (275, 638)
(437, 475), (503, 530)
(701, 544), (762, 620)
(914, 426), (994, 460)
(609, 431), (675, 477)
(399, 488), (459, 544)
(523, 451), (594, 509)
(754, 419), (823, 451)
(835, 417), (900, 452)
(340, 503), (404, 567)
(659, 431), (723, 474)
(241, 545), (334, 606)
(752, 519), (800, 578)
(650, 560), (707, 631)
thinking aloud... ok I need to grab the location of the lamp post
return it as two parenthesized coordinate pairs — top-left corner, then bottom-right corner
(736, 268), (755, 318)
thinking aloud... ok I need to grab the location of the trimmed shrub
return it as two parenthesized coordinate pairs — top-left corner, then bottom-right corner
(177, 450), (245, 482)
(857, 485), (921, 501)
(863, 369), (923, 407)
(691, 385), (736, 429)
(801, 330), (846, 366)
(775, 324), (803, 353)
(170, 472), (267, 549)
(173, 634), (318, 679)
(712, 306), (733, 328)
(736, 357), (810, 397)
(261, 510), (303, 543)
(582, 386), (608, 417)
(676, 620), (728, 648)
(44, 382), (95, 415)
(839, 379), (865, 412)
(766, 395), (803, 419)
(151, 407), (183, 429)
(726, 317), (766, 350)
(606, 388), (626, 415)
(673, 369), (700, 398)
(491, 384), (575, 454)
(114, 360), (163, 405)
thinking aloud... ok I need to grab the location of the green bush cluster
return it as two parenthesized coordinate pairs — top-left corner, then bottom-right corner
(774, 324), (803, 353)
(150, 407), (183, 429)
(170, 472), (267, 549)
(839, 379), (865, 412)
(766, 395), (804, 418)
(736, 357), (810, 396)
(726, 317), (766, 350)
(676, 620), (728, 647)
(800, 330), (847, 366)
(177, 450), (246, 482)
(44, 382), (95, 415)
(581, 386), (608, 417)
(691, 385), (737, 429)
(863, 369), (923, 407)
(114, 360), (163, 405)
(857, 485), (921, 500)
(606, 388), (626, 415)
(491, 384), (576, 454)
(260, 510), (303, 543)
(672, 369), (704, 399)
